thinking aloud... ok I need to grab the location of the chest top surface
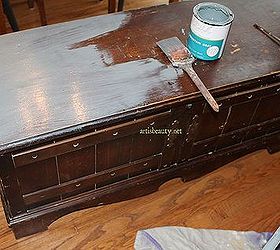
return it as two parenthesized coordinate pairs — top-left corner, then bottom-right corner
(0, 0), (279, 153)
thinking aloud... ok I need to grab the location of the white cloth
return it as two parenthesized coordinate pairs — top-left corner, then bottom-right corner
(134, 226), (272, 250)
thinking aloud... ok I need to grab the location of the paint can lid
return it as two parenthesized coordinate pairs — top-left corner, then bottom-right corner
(193, 2), (234, 26)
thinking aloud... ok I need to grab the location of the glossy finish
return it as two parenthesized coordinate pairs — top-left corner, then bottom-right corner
(0, 0), (279, 239)
(0, 0), (279, 154)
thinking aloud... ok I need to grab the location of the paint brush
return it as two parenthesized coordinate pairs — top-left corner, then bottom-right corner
(253, 23), (280, 47)
(157, 37), (219, 112)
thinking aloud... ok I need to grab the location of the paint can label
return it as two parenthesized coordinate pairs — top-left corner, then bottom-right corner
(187, 2), (234, 61)
(188, 29), (224, 60)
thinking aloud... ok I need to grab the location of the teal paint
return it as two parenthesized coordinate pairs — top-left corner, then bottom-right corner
(187, 2), (234, 61)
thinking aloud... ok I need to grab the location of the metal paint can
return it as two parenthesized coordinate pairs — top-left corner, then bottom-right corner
(187, 2), (234, 61)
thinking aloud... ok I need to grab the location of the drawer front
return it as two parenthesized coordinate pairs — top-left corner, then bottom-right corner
(194, 85), (280, 143)
(58, 145), (96, 183)
(251, 94), (280, 124)
(22, 155), (161, 207)
(16, 158), (59, 194)
(13, 109), (183, 209)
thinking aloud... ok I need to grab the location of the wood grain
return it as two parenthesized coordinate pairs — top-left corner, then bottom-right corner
(3, 0), (169, 32)
(0, 149), (279, 248)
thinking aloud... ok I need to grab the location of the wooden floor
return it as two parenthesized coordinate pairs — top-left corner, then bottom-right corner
(4, 0), (169, 32)
(1, 0), (280, 249)
(0, 150), (279, 249)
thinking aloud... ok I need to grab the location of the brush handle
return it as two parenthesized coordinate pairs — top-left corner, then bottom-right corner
(182, 64), (220, 112)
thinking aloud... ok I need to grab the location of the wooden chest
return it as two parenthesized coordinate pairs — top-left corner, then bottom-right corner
(0, 0), (279, 238)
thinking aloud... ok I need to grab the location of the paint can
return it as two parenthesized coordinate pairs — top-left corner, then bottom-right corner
(187, 2), (234, 61)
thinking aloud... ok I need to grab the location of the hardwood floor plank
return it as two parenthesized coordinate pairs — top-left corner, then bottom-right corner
(4, 0), (168, 32)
